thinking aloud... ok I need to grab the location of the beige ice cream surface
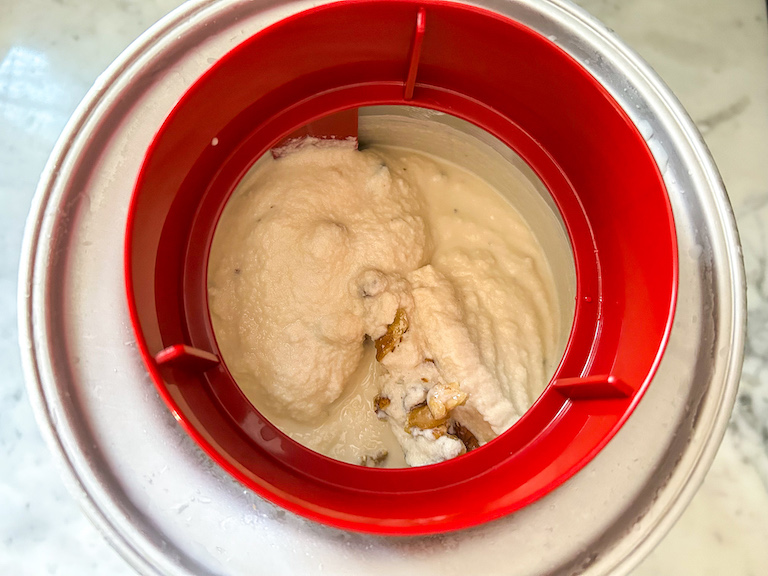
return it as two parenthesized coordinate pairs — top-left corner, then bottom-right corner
(208, 140), (559, 467)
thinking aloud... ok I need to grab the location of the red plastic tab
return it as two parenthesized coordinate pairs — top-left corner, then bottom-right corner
(154, 345), (220, 371)
(404, 8), (426, 100)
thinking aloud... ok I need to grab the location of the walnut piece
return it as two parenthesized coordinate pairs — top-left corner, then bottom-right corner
(374, 308), (408, 361)
(451, 421), (480, 452)
(429, 423), (450, 440)
(427, 382), (468, 420)
(406, 403), (449, 431)
(373, 394), (390, 419)
(360, 449), (389, 467)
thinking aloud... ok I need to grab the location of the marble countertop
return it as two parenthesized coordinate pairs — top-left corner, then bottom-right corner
(1, 0), (767, 574)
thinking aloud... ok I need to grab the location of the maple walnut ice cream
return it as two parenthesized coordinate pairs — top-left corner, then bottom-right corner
(208, 140), (559, 467)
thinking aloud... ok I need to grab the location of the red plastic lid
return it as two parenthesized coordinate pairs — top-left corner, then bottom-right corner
(125, 0), (677, 535)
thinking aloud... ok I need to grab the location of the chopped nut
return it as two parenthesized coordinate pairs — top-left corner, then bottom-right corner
(360, 449), (389, 467)
(406, 403), (449, 431)
(373, 394), (390, 419)
(451, 421), (480, 452)
(374, 308), (408, 361)
(373, 394), (390, 411)
(427, 382), (468, 420)
(430, 423), (449, 439)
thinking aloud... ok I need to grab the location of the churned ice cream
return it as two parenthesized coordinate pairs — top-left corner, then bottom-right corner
(208, 139), (559, 467)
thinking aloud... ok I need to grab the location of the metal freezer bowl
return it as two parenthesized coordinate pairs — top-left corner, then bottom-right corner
(19, 0), (745, 574)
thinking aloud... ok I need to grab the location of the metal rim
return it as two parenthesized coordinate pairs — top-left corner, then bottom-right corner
(18, 5), (221, 574)
(550, 2), (745, 571)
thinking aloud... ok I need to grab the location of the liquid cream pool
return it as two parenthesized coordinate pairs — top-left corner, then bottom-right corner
(208, 139), (560, 467)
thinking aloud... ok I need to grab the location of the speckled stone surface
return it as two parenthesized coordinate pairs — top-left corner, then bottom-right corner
(1, 0), (766, 574)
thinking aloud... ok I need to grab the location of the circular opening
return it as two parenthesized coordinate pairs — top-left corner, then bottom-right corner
(206, 106), (577, 468)
(125, 0), (677, 534)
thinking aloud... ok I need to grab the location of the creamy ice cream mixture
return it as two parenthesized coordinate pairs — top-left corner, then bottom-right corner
(208, 139), (559, 467)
